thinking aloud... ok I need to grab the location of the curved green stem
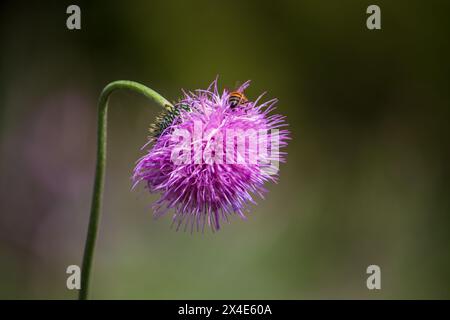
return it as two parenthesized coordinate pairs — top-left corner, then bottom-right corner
(79, 80), (172, 300)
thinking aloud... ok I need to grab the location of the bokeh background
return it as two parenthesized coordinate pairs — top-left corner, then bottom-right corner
(1, 0), (449, 299)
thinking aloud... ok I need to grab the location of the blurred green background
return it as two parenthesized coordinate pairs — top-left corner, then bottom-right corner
(1, 0), (449, 299)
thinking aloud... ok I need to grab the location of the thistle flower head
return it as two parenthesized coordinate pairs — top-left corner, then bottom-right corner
(132, 79), (290, 232)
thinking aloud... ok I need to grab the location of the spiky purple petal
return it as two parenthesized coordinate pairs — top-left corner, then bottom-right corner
(132, 79), (290, 231)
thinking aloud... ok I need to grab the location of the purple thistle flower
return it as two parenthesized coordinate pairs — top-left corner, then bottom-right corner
(132, 79), (290, 232)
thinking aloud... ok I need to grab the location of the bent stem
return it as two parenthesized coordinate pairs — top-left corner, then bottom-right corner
(79, 80), (172, 300)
